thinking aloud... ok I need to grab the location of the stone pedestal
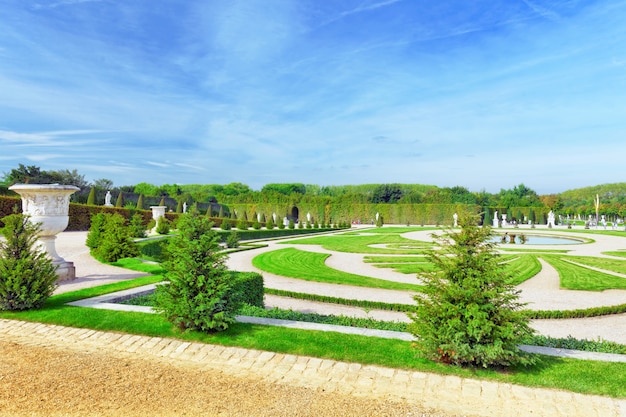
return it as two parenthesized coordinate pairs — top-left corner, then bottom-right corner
(9, 184), (80, 281)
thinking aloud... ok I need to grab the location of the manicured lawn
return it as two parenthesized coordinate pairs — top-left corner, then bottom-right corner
(283, 232), (431, 254)
(542, 255), (626, 291)
(564, 256), (626, 275)
(252, 247), (422, 291)
(2, 281), (626, 399)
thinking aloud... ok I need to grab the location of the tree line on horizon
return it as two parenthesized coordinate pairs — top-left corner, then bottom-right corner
(3, 163), (626, 218)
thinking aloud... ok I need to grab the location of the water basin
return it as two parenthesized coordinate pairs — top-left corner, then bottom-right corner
(492, 234), (582, 245)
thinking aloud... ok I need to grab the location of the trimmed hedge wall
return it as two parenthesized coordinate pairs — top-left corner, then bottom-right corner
(1, 195), (552, 229)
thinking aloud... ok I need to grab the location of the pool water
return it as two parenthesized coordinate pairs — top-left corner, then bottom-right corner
(492, 234), (582, 245)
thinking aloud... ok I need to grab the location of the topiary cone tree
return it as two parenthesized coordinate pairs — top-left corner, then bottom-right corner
(408, 215), (535, 368)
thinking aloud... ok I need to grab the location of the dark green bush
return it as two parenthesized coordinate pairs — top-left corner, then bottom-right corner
(130, 213), (147, 238)
(409, 216), (535, 368)
(226, 231), (240, 248)
(0, 214), (57, 310)
(156, 217), (170, 235)
(221, 219), (232, 230)
(138, 239), (167, 262)
(154, 214), (238, 332)
(90, 213), (139, 262)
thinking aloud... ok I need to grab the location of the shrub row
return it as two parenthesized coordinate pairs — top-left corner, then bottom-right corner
(525, 303), (626, 320)
(264, 288), (414, 312)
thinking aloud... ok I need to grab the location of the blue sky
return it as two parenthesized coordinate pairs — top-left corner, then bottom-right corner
(1, 0), (625, 194)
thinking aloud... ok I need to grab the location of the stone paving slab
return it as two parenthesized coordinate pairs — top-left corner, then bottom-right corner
(1, 318), (625, 417)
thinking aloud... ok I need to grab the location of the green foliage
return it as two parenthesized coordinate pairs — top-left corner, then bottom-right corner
(115, 192), (124, 207)
(220, 219), (232, 230)
(226, 231), (240, 248)
(137, 239), (167, 262)
(375, 215), (384, 227)
(229, 271), (264, 308)
(153, 214), (238, 332)
(86, 187), (96, 205)
(129, 213), (147, 238)
(371, 184), (404, 203)
(156, 217), (170, 235)
(0, 214), (58, 310)
(409, 217), (535, 368)
(86, 212), (106, 249)
(266, 217), (275, 229)
(236, 218), (249, 230)
(252, 221), (261, 230)
(89, 213), (139, 262)
(136, 194), (145, 210)
(288, 219), (295, 229)
(261, 183), (306, 195)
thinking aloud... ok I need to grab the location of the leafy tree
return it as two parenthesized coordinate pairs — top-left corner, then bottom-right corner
(409, 215), (535, 368)
(5, 164), (50, 185)
(371, 184), (404, 203)
(221, 182), (252, 196)
(94, 178), (114, 191)
(48, 169), (88, 189)
(0, 213), (58, 310)
(261, 183), (306, 195)
(154, 214), (239, 332)
(266, 217), (274, 229)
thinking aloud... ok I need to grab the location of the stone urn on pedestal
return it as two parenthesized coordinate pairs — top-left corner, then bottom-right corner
(8, 184), (80, 281)
(150, 206), (167, 234)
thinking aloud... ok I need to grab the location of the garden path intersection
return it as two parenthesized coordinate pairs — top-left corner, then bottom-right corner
(1, 226), (626, 416)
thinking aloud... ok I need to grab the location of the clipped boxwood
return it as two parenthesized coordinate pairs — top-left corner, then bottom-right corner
(229, 271), (264, 308)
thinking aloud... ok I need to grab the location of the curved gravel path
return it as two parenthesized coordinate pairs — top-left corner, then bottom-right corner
(227, 226), (626, 344)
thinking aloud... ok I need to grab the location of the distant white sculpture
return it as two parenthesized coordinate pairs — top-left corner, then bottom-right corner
(376, 212), (379, 220)
(104, 191), (112, 206)
(493, 211), (499, 227)
(453, 212), (458, 227)
(502, 214), (508, 227)
(547, 210), (555, 227)
(272, 213), (277, 222)
(183, 202), (187, 213)
(257, 213), (261, 222)
(283, 216), (289, 226)
(307, 212), (311, 222)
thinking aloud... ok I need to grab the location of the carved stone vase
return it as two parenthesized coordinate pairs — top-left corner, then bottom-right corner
(8, 184), (80, 281)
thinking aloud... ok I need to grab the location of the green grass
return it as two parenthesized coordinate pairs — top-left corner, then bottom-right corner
(282, 233), (431, 254)
(252, 248), (422, 291)
(364, 255), (429, 263)
(3, 294), (626, 398)
(504, 255), (543, 285)
(542, 255), (626, 291)
(562, 256), (626, 275)
(603, 251), (626, 258)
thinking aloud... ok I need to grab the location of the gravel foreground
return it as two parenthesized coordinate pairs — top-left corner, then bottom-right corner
(0, 340), (456, 417)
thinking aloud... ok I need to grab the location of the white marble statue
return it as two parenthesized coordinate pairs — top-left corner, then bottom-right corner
(104, 191), (112, 206)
